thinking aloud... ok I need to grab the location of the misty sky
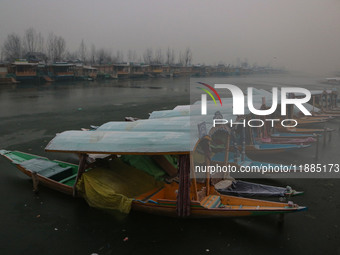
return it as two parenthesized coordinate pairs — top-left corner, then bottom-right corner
(1, 0), (340, 74)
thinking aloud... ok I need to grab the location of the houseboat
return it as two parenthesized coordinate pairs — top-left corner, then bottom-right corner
(75, 65), (98, 80)
(113, 63), (130, 79)
(48, 62), (75, 81)
(0, 64), (15, 84)
(147, 64), (163, 77)
(93, 64), (116, 79)
(12, 60), (38, 82)
(129, 63), (147, 78)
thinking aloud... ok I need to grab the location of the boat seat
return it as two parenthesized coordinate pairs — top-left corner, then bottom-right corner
(214, 179), (233, 190)
(20, 158), (73, 181)
(200, 195), (221, 209)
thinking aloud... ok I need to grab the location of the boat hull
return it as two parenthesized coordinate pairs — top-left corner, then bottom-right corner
(0, 150), (307, 218)
(132, 197), (306, 218)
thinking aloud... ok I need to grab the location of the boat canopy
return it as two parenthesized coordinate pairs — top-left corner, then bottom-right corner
(13, 61), (38, 66)
(45, 130), (191, 154)
(45, 89), (319, 155)
(51, 62), (75, 67)
(46, 104), (238, 154)
(150, 91), (319, 119)
(83, 66), (97, 70)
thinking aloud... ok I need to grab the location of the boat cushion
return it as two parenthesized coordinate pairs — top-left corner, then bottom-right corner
(200, 195), (221, 209)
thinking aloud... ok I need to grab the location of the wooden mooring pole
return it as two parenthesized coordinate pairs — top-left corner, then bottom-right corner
(315, 135), (319, 163)
(73, 154), (88, 197)
(176, 154), (191, 217)
(32, 171), (39, 193)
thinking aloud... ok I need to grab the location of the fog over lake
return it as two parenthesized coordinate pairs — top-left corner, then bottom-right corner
(1, 0), (340, 75)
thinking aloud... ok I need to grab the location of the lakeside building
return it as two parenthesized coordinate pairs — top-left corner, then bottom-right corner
(93, 64), (116, 79)
(47, 63), (75, 81)
(11, 60), (38, 81)
(0, 59), (284, 84)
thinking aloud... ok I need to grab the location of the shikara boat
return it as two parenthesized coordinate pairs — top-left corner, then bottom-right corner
(312, 112), (340, 118)
(0, 126), (306, 218)
(270, 132), (316, 139)
(275, 127), (334, 134)
(295, 118), (328, 127)
(256, 136), (316, 145)
(216, 180), (303, 198)
(232, 121), (312, 155)
(211, 151), (302, 175)
(0, 94), (308, 218)
(242, 143), (310, 155)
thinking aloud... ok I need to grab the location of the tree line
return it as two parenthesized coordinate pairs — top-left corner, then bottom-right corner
(1, 28), (193, 66)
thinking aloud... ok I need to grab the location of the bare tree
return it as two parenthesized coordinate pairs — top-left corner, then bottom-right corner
(55, 36), (66, 62)
(1, 33), (22, 61)
(65, 49), (79, 61)
(47, 33), (55, 61)
(78, 39), (87, 64)
(241, 58), (249, 68)
(114, 50), (124, 63)
(127, 49), (138, 62)
(22, 28), (44, 54)
(97, 48), (105, 65)
(96, 48), (113, 64)
(46, 33), (66, 62)
(166, 47), (175, 65)
(143, 48), (153, 64)
(90, 44), (96, 64)
(23, 28), (37, 54)
(178, 51), (184, 66)
(154, 48), (164, 64)
(36, 32), (44, 53)
(183, 47), (192, 67)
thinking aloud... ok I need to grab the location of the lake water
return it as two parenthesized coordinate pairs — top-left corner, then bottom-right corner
(0, 73), (339, 255)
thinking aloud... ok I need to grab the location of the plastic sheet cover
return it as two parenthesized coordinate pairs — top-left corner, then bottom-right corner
(216, 180), (287, 197)
(76, 158), (163, 213)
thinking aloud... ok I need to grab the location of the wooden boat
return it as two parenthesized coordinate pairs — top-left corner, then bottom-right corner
(320, 110), (340, 115)
(243, 143), (310, 155)
(270, 132), (316, 139)
(312, 112), (340, 118)
(275, 126), (333, 134)
(295, 118), (328, 127)
(216, 180), (303, 198)
(132, 184), (305, 218)
(232, 121), (312, 155)
(210, 151), (303, 176)
(0, 103), (308, 218)
(0, 148), (306, 218)
(256, 136), (316, 145)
